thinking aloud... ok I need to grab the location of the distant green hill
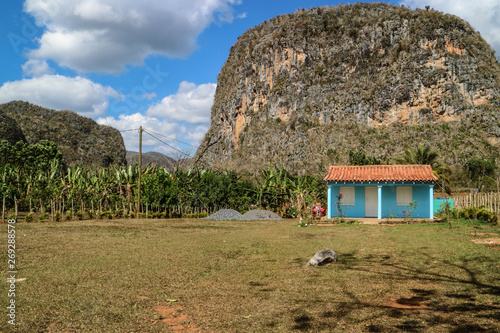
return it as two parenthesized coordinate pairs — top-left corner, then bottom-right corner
(0, 101), (126, 168)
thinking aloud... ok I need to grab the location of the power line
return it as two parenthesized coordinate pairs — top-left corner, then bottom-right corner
(119, 128), (139, 133)
(142, 128), (199, 149)
(142, 129), (192, 158)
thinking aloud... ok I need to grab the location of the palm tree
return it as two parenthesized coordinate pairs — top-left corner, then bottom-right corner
(396, 145), (451, 194)
(395, 145), (439, 167)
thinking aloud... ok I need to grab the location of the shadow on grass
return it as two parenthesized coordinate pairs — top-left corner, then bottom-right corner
(289, 252), (499, 331)
(370, 255), (500, 297)
(356, 254), (499, 331)
(291, 290), (381, 331)
(292, 314), (313, 330)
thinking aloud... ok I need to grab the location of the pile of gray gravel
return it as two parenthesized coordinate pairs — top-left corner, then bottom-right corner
(204, 209), (243, 220)
(203, 209), (284, 221)
(242, 210), (283, 221)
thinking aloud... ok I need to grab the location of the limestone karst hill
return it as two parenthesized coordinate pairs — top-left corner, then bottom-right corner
(0, 101), (126, 168)
(195, 3), (500, 177)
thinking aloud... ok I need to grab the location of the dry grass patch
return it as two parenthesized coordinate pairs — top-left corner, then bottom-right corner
(1, 219), (499, 332)
(471, 238), (500, 245)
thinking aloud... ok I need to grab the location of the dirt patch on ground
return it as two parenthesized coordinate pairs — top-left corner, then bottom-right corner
(470, 232), (498, 236)
(471, 238), (500, 245)
(384, 297), (428, 310)
(155, 304), (200, 332)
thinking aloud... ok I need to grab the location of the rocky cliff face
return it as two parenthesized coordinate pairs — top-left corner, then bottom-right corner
(195, 3), (500, 175)
(0, 101), (126, 168)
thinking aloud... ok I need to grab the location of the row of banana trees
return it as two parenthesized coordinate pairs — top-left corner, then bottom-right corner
(1, 160), (326, 217)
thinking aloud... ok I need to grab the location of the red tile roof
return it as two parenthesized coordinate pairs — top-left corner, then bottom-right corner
(324, 165), (438, 182)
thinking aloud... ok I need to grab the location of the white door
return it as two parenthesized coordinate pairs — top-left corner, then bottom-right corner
(365, 187), (378, 217)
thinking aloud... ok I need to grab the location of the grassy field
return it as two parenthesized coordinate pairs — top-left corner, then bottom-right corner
(1, 218), (499, 332)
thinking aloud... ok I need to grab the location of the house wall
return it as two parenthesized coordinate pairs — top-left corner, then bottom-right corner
(327, 182), (433, 219)
(380, 185), (430, 218)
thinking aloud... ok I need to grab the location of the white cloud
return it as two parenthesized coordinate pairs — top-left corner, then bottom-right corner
(141, 92), (157, 100)
(22, 59), (53, 77)
(96, 113), (197, 155)
(184, 125), (209, 144)
(23, 0), (242, 73)
(401, 0), (500, 56)
(0, 74), (120, 116)
(147, 81), (216, 124)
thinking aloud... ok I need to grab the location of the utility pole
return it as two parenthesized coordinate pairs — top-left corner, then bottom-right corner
(137, 126), (142, 217)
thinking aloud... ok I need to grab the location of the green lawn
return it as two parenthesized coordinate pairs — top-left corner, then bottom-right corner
(2, 219), (499, 332)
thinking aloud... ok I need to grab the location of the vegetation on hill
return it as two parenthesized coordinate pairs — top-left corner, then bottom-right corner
(0, 111), (26, 144)
(196, 3), (500, 190)
(0, 101), (126, 168)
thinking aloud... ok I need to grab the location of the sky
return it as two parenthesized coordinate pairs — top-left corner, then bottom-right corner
(1, 0), (499, 158)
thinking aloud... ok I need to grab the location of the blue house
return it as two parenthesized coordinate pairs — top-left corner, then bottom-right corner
(324, 165), (438, 220)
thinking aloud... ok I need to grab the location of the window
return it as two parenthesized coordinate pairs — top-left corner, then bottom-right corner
(397, 187), (412, 206)
(339, 186), (355, 205)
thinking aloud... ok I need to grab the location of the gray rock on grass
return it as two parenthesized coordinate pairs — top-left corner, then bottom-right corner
(242, 210), (283, 220)
(203, 209), (243, 220)
(306, 249), (338, 266)
(203, 208), (283, 221)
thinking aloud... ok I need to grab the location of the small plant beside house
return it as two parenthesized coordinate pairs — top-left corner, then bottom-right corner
(402, 201), (418, 222)
(335, 192), (348, 222)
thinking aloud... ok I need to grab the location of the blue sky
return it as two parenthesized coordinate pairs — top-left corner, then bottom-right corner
(1, 0), (499, 157)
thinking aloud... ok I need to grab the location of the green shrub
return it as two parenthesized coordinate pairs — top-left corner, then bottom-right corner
(160, 212), (167, 218)
(25, 212), (34, 222)
(39, 212), (47, 222)
(55, 211), (61, 222)
(454, 206), (498, 224)
(198, 213), (208, 218)
(86, 210), (94, 220)
(138, 213), (146, 218)
(285, 207), (298, 218)
(171, 211), (182, 218)
(98, 211), (106, 219)
(75, 211), (84, 220)
(107, 211), (113, 219)
(7, 213), (16, 220)
(65, 210), (72, 220)
(477, 208), (497, 224)
(113, 210), (123, 218)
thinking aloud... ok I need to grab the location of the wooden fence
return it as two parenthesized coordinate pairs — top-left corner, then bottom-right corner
(452, 193), (500, 215)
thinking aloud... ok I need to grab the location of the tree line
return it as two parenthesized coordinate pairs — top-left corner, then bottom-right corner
(0, 140), (326, 219)
(2, 139), (496, 220)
